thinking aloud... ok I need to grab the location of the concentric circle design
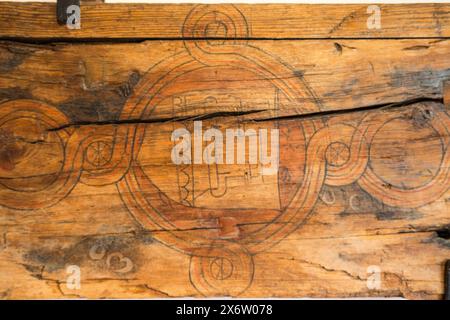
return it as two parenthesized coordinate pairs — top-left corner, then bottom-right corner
(1, 4), (449, 298)
(189, 242), (254, 296)
(0, 99), (78, 210)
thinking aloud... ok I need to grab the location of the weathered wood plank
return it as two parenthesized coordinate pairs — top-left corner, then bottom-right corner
(0, 99), (448, 299)
(1, 39), (450, 121)
(0, 3), (449, 300)
(0, 231), (447, 299)
(1, 3), (450, 39)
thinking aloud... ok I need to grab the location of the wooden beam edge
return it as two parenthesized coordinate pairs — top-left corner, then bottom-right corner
(1, 3), (450, 39)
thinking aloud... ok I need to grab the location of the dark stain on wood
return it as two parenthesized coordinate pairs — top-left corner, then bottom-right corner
(0, 88), (32, 102)
(59, 71), (141, 122)
(0, 44), (34, 73)
(389, 68), (450, 92)
(23, 233), (153, 275)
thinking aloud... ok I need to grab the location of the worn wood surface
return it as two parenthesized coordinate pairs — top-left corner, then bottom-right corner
(1, 39), (450, 120)
(1, 3), (450, 39)
(0, 4), (449, 299)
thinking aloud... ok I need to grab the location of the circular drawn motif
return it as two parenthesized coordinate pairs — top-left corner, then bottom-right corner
(189, 243), (254, 297)
(210, 257), (234, 280)
(85, 140), (113, 168)
(358, 105), (450, 208)
(369, 117), (443, 190)
(118, 4), (322, 253)
(203, 13), (229, 45)
(320, 189), (336, 205)
(117, 4), (322, 296)
(0, 99), (79, 210)
(182, 5), (249, 46)
(205, 20), (228, 37)
(325, 142), (350, 167)
(0, 116), (64, 192)
(323, 123), (369, 187)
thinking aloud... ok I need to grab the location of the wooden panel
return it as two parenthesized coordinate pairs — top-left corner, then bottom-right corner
(0, 100), (449, 299)
(0, 3), (449, 300)
(1, 38), (449, 120)
(1, 3), (450, 39)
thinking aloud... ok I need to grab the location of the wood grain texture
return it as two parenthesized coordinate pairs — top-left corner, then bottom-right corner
(0, 39), (449, 120)
(0, 4), (449, 300)
(1, 3), (450, 39)
(0, 100), (449, 299)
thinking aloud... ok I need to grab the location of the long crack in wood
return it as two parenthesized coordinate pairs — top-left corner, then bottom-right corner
(46, 96), (444, 132)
